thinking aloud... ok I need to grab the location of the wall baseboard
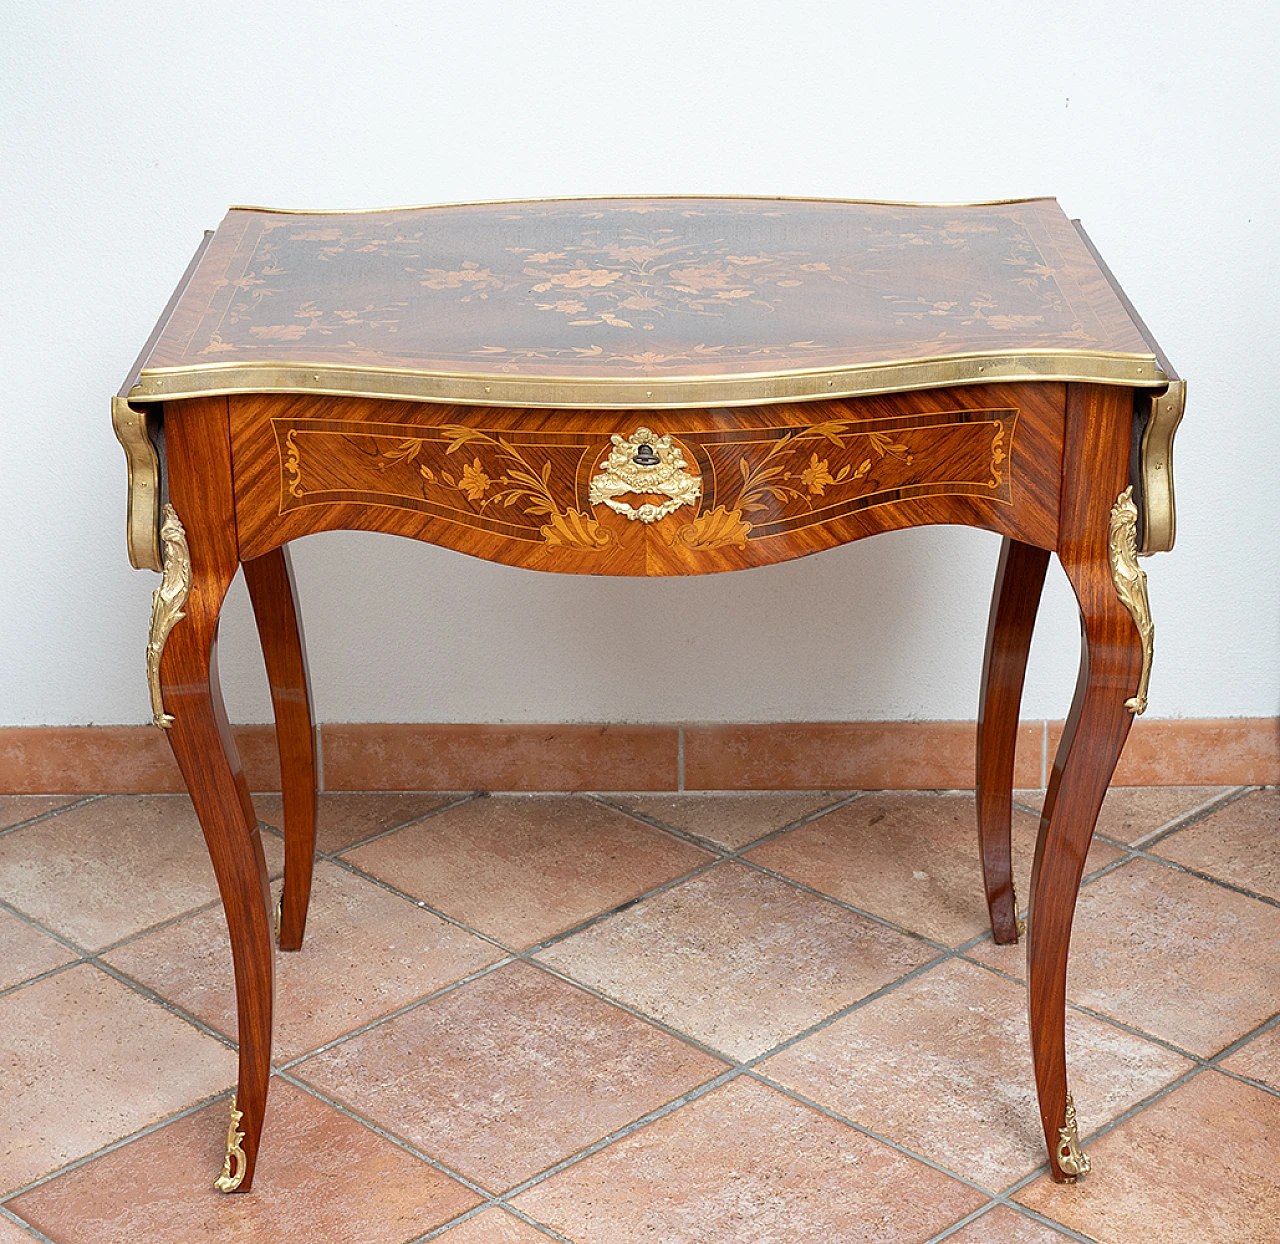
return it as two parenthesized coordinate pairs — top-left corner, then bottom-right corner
(1, 719), (1275, 795)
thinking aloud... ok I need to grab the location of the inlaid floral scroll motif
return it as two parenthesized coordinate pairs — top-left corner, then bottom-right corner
(674, 413), (1011, 551)
(276, 407), (1013, 556)
(277, 419), (610, 551)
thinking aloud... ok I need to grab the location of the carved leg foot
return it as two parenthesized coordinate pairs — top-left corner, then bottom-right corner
(977, 537), (1050, 944)
(244, 545), (317, 952)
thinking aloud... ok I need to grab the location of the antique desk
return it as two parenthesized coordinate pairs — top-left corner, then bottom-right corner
(112, 196), (1183, 1192)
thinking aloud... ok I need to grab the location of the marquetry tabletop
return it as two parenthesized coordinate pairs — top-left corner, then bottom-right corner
(127, 196), (1170, 409)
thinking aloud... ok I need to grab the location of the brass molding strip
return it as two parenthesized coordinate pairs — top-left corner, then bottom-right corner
(1108, 486), (1155, 715)
(227, 192), (1063, 216)
(1138, 379), (1185, 555)
(110, 396), (162, 571)
(131, 350), (1167, 411)
(146, 505), (192, 730)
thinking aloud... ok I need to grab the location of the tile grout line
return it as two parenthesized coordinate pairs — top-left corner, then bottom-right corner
(745, 1072), (1009, 1198)
(0, 873), (297, 999)
(415, 1205), (572, 1244)
(259, 798), (1007, 1208)
(0, 1204), (55, 1244)
(93, 893), (238, 956)
(11, 788), (1262, 1096)
(593, 789), (952, 952)
(528, 859), (726, 953)
(528, 948), (940, 1071)
(1005, 788), (1278, 921)
(275, 1072), (496, 1200)
(1128, 784), (1253, 848)
(498, 1069), (744, 1199)
(283, 1073), (581, 1244)
(0, 960), (88, 1002)
(1127, 842), (1280, 909)
(999, 1205), (1104, 1244)
(300, 791), (484, 858)
(676, 724), (684, 793)
(285, 1063), (744, 1225)
(0, 1092), (233, 1203)
(956, 952), (1218, 1066)
(592, 788), (866, 856)
(918, 1071), (1235, 1239)
(0, 795), (104, 841)
(1011, 783), (1251, 848)
(0, 797), (744, 1215)
(985, 1008), (1280, 1195)
(0, 895), (242, 1052)
(925, 1199), (1103, 1244)
(279, 802), (940, 1078)
(0, 898), (90, 956)
(920, 1202), (1004, 1244)
(274, 957), (518, 1071)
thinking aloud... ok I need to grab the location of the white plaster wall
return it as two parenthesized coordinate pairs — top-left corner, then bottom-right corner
(1, 1), (1276, 727)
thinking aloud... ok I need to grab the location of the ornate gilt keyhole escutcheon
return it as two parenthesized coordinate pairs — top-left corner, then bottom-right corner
(588, 427), (702, 523)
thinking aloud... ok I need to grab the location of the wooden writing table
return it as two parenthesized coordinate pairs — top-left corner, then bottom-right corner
(113, 196), (1184, 1192)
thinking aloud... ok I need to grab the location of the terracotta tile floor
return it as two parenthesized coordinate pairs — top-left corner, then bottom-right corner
(0, 785), (1275, 1243)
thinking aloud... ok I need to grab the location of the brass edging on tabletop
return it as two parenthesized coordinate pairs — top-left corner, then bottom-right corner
(110, 395), (163, 571)
(1138, 379), (1184, 555)
(226, 192), (1061, 216)
(131, 351), (1167, 411)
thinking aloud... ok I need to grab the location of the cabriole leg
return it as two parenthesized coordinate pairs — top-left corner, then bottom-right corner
(244, 545), (317, 952)
(1028, 384), (1149, 1182)
(158, 395), (274, 1192)
(977, 537), (1050, 943)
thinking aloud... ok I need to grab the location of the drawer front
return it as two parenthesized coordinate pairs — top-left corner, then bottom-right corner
(231, 385), (1063, 572)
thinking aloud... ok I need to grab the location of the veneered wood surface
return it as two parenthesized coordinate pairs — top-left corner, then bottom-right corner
(160, 395), (275, 1191)
(229, 383), (1064, 569)
(137, 198), (1154, 385)
(1027, 383), (1144, 1181)
(243, 545), (316, 952)
(977, 538), (1051, 944)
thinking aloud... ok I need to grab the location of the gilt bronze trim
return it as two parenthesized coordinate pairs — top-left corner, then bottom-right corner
(1055, 1092), (1091, 1178)
(213, 1095), (248, 1192)
(130, 350), (1167, 412)
(1138, 380), (1185, 555)
(589, 428), (702, 522)
(1108, 487), (1154, 715)
(111, 396), (163, 572)
(227, 192), (1070, 216)
(146, 505), (192, 729)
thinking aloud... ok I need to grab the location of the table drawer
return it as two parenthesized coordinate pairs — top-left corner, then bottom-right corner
(231, 384), (1063, 572)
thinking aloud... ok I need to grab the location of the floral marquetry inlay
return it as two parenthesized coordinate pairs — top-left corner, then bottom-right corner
(273, 406), (1015, 555)
(139, 198), (1156, 397)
